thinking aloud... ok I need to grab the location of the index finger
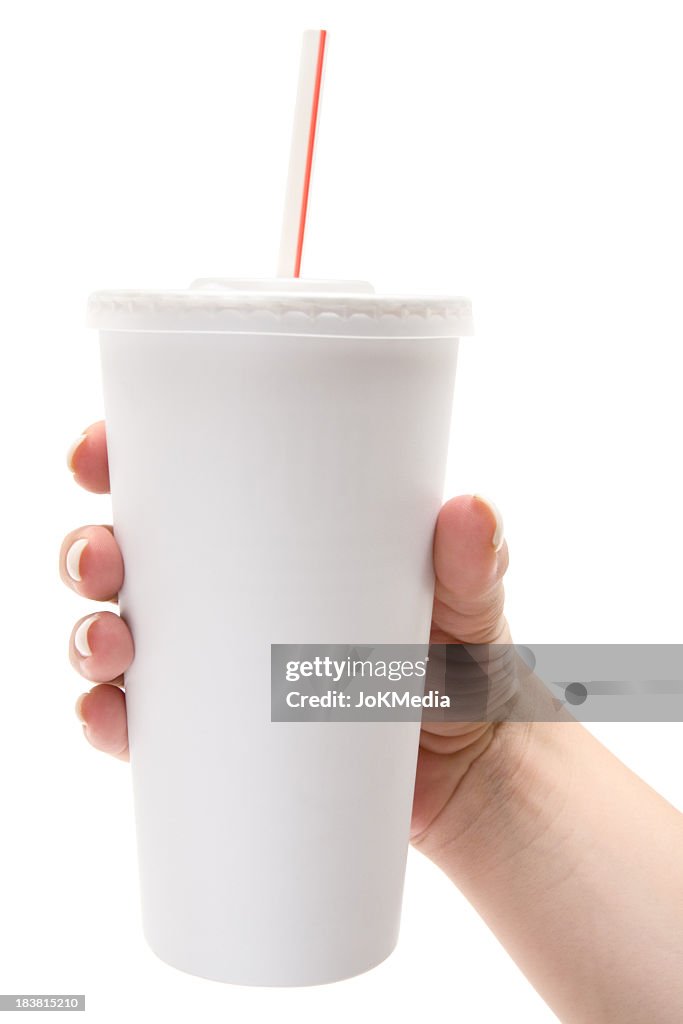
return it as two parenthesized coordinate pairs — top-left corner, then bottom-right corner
(66, 421), (110, 493)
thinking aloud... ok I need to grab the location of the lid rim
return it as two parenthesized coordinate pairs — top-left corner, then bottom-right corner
(86, 284), (474, 336)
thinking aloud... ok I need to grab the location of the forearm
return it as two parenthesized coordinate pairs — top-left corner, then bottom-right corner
(415, 719), (683, 1023)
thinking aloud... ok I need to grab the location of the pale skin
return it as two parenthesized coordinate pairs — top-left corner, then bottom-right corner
(61, 422), (683, 1023)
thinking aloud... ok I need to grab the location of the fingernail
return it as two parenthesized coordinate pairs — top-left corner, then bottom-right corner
(66, 433), (88, 473)
(66, 538), (88, 582)
(74, 614), (99, 658)
(473, 494), (505, 552)
(75, 693), (88, 723)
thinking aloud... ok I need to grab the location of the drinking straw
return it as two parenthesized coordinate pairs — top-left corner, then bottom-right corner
(277, 29), (327, 278)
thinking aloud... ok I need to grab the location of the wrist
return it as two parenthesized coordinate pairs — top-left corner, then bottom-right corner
(412, 718), (578, 888)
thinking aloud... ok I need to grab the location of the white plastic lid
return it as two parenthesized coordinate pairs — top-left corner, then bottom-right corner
(86, 278), (474, 338)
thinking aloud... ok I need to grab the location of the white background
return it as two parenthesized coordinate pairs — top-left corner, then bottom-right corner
(1, 1), (681, 1021)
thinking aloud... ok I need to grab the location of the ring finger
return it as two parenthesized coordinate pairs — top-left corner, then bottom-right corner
(69, 610), (134, 684)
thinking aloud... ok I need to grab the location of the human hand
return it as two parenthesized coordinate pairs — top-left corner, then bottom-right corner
(60, 422), (131, 759)
(59, 422), (512, 830)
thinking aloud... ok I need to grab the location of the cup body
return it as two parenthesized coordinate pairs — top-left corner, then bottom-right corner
(94, 286), (468, 985)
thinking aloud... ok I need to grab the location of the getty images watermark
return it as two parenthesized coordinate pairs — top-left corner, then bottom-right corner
(270, 644), (683, 722)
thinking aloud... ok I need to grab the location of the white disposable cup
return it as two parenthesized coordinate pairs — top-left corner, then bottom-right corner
(87, 278), (473, 986)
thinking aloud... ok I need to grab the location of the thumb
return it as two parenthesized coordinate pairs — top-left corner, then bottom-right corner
(431, 494), (510, 645)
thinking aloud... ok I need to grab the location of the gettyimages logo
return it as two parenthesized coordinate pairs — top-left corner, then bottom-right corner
(270, 644), (683, 723)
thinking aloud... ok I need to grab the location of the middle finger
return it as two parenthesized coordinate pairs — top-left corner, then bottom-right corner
(59, 525), (123, 603)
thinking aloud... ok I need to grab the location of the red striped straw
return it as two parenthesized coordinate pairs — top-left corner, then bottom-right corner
(277, 29), (327, 278)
